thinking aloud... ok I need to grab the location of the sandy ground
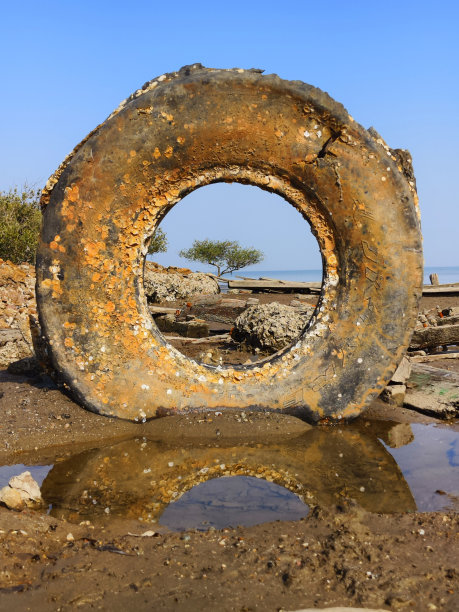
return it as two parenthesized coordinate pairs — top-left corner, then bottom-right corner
(0, 291), (458, 610)
(0, 372), (458, 610)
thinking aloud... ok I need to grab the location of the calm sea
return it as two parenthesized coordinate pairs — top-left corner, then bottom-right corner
(239, 266), (459, 285)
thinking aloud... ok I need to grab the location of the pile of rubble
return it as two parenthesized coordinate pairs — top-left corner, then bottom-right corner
(0, 259), (37, 368)
(143, 262), (220, 302)
(231, 301), (315, 353)
(410, 306), (459, 352)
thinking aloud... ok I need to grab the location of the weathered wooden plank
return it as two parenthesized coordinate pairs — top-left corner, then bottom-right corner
(148, 305), (180, 315)
(227, 279), (321, 291)
(422, 283), (459, 295)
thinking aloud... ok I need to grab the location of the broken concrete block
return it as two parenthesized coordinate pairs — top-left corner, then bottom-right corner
(391, 356), (412, 384)
(404, 363), (459, 419)
(381, 384), (406, 406)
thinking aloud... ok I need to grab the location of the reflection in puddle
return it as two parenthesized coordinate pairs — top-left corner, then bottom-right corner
(382, 424), (459, 512)
(40, 423), (416, 527)
(1, 421), (458, 530)
(159, 476), (309, 531)
(0, 464), (52, 489)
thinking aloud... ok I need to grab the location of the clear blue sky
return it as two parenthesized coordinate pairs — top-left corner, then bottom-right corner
(1, 0), (458, 270)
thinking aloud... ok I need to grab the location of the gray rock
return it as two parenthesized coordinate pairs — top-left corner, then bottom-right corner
(143, 269), (219, 303)
(231, 302), (314, 353)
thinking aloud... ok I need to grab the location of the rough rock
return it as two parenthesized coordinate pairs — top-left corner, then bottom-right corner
(0, 471), (43, 510)
(154, 314), (209, 338)
(144, 263), (219, 302)
(231, 302), (314, 353)
(0, 259), (37, 367)
(381, 384), (406, 406)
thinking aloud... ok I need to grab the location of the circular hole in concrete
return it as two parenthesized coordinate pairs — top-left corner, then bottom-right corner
(144, 183), (323, 366)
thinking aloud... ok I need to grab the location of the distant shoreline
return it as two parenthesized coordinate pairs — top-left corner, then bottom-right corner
(237, 266), (459, 285)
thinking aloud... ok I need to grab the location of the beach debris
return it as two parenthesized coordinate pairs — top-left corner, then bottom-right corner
(410, 306), (459, 351)
(143, 263), (219, 302)
(0, 470), (44, 510)
(231, 302), (314, 353)
(35, 66), (422, 421)
(153, 313), (209, 338)
(403, 363), (459, 419)
(0, 259), (37, 368)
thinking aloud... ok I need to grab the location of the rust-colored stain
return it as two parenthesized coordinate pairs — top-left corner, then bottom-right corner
(36, 65), (423, 422)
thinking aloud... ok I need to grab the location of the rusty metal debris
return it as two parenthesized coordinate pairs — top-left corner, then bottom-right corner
(36, 64), (423, 422)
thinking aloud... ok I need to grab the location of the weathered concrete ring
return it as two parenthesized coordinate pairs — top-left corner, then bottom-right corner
(36, 65), (423, 422)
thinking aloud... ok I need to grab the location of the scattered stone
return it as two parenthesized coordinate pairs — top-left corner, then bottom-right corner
(0, 471), (43, 510)
(245, 298), (259, 306)
(231, 302), (314, 353)
(0, 486), (24, 510)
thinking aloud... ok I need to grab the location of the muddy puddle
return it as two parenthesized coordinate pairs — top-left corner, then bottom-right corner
(1, 420), (458, 530)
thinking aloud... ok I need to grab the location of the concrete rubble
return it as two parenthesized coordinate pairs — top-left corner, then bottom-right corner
(231, 301), (315, 353)
(411, 306), (459, 350)
(0, 259), (36, 367)
(143, 262), (220, 302)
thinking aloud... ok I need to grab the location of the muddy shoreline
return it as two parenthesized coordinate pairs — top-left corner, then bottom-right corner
(0, 292), (458, 610)
(1, 370), (458, 610)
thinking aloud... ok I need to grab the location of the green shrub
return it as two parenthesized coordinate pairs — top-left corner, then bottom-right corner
(147, 227), (168, 255)
(0, 187), (42, 264)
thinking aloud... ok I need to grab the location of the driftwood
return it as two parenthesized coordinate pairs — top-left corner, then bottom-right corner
(422, 283), (459, 295)
(410, 352), (459, 363)
(410, 323), (459, 350)
(148, 305), (180, 315)
(163, 333), (230, 345)
(227, 279), (321, 293)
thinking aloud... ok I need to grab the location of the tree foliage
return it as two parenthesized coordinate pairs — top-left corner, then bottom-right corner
(0, 187), (42, 264)
(179, 239), (264, 277)
(147, 227), (168, 255)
